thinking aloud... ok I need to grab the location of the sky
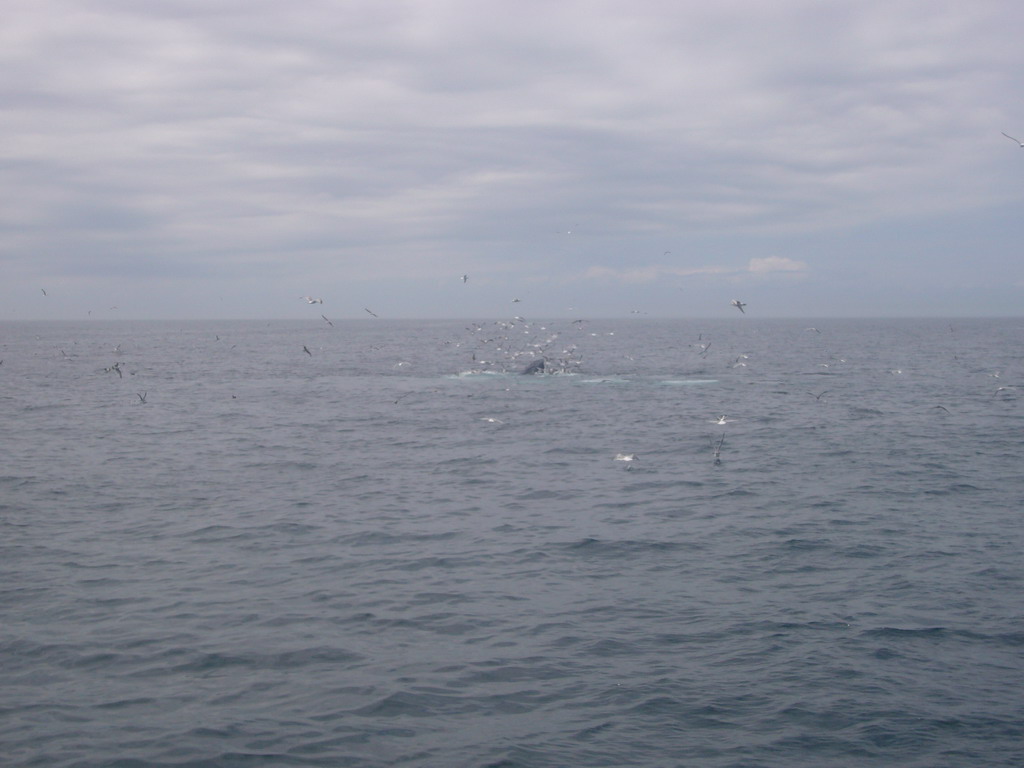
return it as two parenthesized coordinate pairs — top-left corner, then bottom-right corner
(3, 0), (1024, 320)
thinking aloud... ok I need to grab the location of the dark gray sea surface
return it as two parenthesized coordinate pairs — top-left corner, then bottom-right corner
(2, 317), (1022, 767)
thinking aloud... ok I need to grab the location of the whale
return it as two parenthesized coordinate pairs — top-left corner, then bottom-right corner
(521, 359), (545, 375)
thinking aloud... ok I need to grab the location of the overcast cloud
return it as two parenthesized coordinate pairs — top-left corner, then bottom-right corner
(3, 0), (1023, 319)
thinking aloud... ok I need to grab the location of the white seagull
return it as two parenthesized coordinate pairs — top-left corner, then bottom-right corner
(731, 299), (746, 314)
(614, 453), (639, 469)
(301, 296), (324, 304)
(711, 415), (731, 425)
(1002, 132), (1024, 147)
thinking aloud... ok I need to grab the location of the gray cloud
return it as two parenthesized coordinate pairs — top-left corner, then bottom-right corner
(3, 0), (1024, 318)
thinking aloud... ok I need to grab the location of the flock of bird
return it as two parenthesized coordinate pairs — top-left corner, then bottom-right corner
(29, 142), (1021, 473)
(441, 291), (760, 470)
(27, 278), (848, 471)
(44, 296), (1013, 477)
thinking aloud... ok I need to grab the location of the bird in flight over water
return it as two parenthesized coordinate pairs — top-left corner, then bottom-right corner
(462, 274), (469, 283)
(731, 299), (746, 314)
(1002, 132), (1024, 147)
(710, 434), (725, 465)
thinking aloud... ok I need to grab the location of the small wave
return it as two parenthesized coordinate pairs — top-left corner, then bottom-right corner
(169, 645), (363, 673)
(578, 377), (630, 384)
(862, 626), (1024, 647)
(448, 369), (508, 379)
(561, 537), (697, 557)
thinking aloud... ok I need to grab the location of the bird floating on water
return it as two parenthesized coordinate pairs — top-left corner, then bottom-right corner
(731, 299), (746, 314)
(614, 453), (639, 470)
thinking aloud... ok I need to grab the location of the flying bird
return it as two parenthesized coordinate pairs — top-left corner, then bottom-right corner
(301, 296), (323, 304)
(303, 345), (312, 356)
(321, 314), (333, 327)
(1002, 132), (1024, 147)
(40, 288), (47, 296)
(710, 434), (725, 465)
(462, 274), (469, 283)
(364, 308), (378, 318)
(137, 392), (147, 404)
(731, 299), (746, 314)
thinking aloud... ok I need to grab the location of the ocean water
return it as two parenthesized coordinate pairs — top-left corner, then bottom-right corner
(1, 317), (1022, 768)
